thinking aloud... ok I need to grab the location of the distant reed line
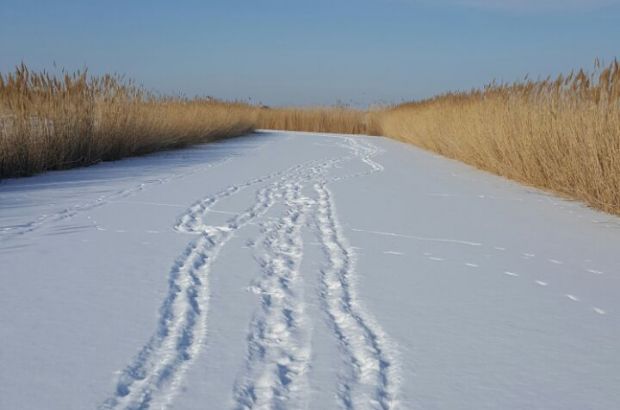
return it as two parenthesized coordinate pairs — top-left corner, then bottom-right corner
(257, 60), (620, 215)
(2, 61), (619, 215)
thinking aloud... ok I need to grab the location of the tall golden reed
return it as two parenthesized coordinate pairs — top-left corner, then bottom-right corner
(0, 64), (257, 178)
(380, 60), (620, 215)
(3, 62), (619, 215)
(259, 61), (620, 215)
(257, 106), (382, 135)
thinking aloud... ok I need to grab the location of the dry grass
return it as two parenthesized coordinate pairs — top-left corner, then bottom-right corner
(258, 62), (620, 216)
(3, 62), (619, 216)
(257, 106), (382, 135)
(0, 64), (257, 178)
(380, 60), (620, 215)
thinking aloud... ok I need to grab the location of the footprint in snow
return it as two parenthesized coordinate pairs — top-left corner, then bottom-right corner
(504, 271), (519, 277)
(384, 250), (404, 256)
(465, 263), (479, 268)
(566, 294), (579, 302)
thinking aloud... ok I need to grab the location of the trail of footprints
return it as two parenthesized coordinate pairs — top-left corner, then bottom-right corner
(0, 156), (231, 239)
(232, 182), (312, 409)
(414, 246), (609, 316)
(100, 137), (399, 409)
(314, 182), (397, 410)
(98, 134), (609, 409)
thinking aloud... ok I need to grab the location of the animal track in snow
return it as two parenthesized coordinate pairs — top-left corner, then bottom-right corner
(351, 228), (482, 247)
(465, 263), (479, 268)
(592, 307), (607, 315)
(503, 271), (519, 277)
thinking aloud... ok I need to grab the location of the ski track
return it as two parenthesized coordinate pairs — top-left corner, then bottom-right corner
(99, 136), (399, 409)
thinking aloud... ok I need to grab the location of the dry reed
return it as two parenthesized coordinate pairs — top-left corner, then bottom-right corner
(258, 62), (620, 216)
(0, 64), (257, 178)
(380, 60), (620, 215)
(257, 106), (382, 135)
(3, 62), (619, 216)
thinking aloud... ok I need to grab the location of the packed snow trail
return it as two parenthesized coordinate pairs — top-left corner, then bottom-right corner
(232, 182), (312, 409)
(98, 136), (398, 409)
(313, 182), (397, 410)
(1, 131), (619, 410)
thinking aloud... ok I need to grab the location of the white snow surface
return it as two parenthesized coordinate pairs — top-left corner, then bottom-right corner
(1, 131), (619, 409)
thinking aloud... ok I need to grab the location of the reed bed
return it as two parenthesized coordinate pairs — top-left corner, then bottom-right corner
(3, 62), (619, 215)
(257, 106), (382, 135)
(0, 64), (257, 178)
(258, 62), (620, 215)
(380, 61), (620, 215)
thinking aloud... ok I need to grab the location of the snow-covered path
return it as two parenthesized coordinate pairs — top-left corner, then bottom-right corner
(1, 131), (619, 409)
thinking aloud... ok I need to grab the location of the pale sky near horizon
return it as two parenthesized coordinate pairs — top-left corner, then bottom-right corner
(1, 0), (619, 106)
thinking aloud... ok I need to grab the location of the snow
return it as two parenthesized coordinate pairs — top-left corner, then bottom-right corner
(1, 130), (619, 409)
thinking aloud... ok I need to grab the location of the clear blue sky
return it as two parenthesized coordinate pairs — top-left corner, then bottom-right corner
(2, 0), (619, 106)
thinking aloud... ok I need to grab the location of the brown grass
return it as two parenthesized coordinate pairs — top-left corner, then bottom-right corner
(380, 61), (620, 215)
(3, 62), (619, 216)
(0, 64), (257, 178)
(258, 61), (620, 216)
(257, 106), (382, 135)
